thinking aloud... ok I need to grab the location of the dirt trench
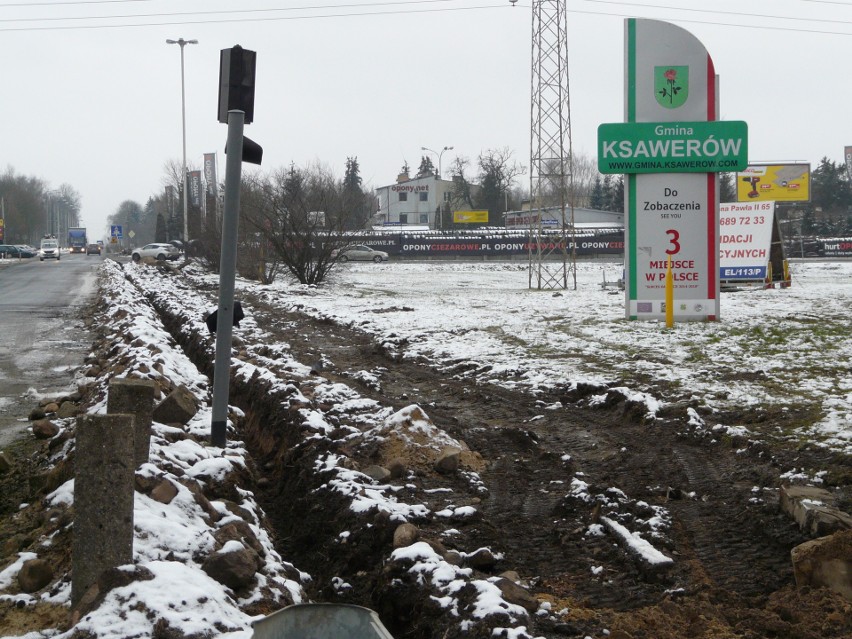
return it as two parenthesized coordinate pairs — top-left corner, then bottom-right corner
(227, 291), (852, 638)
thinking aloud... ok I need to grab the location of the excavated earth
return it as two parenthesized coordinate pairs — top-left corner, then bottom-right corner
(232, 291), (852, 639)
(1, 264), (852, 639)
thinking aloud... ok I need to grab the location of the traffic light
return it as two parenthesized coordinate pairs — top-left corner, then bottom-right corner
(218, 45), (256, 124)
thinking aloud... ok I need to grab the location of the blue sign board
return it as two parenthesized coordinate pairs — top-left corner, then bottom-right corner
(111, 225), (123, 239)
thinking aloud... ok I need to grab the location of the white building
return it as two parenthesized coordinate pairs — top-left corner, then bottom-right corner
(374, 172), (476, 230)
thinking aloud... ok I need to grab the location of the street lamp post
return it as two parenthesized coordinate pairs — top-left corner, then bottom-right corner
(421, 145), (453, 230)
(166, 37), (198, 243)
(421, 145), (454, 179)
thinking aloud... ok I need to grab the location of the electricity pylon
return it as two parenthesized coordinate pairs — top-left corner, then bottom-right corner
(529, 0), (576, 290)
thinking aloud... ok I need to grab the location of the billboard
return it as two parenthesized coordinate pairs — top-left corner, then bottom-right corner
(719, 201), (774, 281)
(453, 210), (488, 224)
(736, 164), (810, 202)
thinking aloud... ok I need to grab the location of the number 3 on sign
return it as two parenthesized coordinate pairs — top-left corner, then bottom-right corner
(665, 229), (680, 255)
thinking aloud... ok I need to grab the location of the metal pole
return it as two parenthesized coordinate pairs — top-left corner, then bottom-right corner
(167, 38), (197, 243)
(210, 110), (245, 448)
(179, 43), (189, 243)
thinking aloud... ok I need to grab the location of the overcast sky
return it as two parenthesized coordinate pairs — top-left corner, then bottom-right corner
(1, 0), (848, 238)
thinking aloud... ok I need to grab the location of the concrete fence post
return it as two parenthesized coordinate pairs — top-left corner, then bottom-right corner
(107, 378), (156, 468)
(71, 413), (136, 608)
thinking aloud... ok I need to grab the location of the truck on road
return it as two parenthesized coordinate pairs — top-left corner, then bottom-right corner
(68, 227), (87, 254)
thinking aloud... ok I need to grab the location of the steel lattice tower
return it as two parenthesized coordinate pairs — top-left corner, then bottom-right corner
(529, 0), (576, 290)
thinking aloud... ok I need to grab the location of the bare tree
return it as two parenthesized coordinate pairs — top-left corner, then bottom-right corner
(239, 161), (355, 286)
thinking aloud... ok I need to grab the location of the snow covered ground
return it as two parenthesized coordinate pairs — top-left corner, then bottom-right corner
(1, 257), (849, 639)
(240, 259), (852, 455)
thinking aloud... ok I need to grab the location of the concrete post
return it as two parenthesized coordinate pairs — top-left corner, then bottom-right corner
(107, 378), (156, 468)
(71, 414), (136, 608)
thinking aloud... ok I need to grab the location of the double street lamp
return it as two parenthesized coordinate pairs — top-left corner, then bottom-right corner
(166, 37), (198, 243)
(421, 145), (453, 230)
(421, 145), (453, 179)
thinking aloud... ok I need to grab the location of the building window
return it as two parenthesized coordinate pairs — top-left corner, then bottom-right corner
(419, 192), (428, 202)
(420, 214), (428, 224)
(400, 214), (408, 224)
(399, 192), (408, 202)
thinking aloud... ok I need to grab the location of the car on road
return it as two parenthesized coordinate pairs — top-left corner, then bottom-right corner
(39, 238), (60, 261)
(333, 245), (390, 263)
(131, 243), (181, 262)
(0, 244), (37, 258)
(86, 243), (102, 256)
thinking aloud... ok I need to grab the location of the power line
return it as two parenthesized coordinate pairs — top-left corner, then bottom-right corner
(0, 0), (460, 23)
(0, 3), (509, 31)
(2, 0), (851, 37)
(566, 6), (852, 37)
(585, 0), (852, 25)
(0, 0), (151, 6)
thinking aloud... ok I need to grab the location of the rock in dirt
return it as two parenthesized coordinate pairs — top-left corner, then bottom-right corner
(56, 401), (81, 419)
(152, 384), (198, 426)
(150, 478), (179, 504)
(791, 529), (852, 601)
(31, 419), (59, 440)
(18, 559), (54, 593)
(363, 465), (391, 482)
(495, 576), (538, 613)
(466, 547), (497, 570)
(214, 521), (265, 557)
(434, 446), (461, 474)
(202, 545), (261, 591)
(393, 523), (420, 548)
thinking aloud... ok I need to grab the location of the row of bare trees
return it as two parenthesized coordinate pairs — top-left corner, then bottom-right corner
(106, 149), (614, 287)
(0, 168), (81, 244)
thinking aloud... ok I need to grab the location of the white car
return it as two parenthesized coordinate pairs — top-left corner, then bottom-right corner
(39, 238), (60, 261)
(333, 245), (389, 263)
(131, 243), (181, 262)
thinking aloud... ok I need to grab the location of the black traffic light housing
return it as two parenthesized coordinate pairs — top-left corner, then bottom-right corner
(218, 45), (256, 124)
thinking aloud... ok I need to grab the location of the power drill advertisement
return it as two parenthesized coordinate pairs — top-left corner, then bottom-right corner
(735, 164), (810, 202)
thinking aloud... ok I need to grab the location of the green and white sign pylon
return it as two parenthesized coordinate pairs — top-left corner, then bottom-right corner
(602, 19), (748, 321)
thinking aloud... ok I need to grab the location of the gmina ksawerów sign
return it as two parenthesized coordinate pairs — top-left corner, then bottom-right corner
(603, 18), (750, 322)
(597, 121), (747, 174)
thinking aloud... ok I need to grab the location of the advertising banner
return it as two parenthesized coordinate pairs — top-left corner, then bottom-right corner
(453, 210), (489, 224)
(189, 171), (202, 208)
(719, 201), (774, 280)
(0, 218), (4, 243)
(203, 153), (218, 196)
(335, 232), (624, 257)
(845, 147), (852, 183)
(822, 238), (852, 257)
(621, 18), (725, 321)
(736, 164), (810, 202)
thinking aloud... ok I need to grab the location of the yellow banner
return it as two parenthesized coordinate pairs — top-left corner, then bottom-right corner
(736, 164), (810, 202)
(453, 210), (489, 223)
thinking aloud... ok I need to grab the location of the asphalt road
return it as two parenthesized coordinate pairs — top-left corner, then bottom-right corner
(0, 251), (101, 448)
